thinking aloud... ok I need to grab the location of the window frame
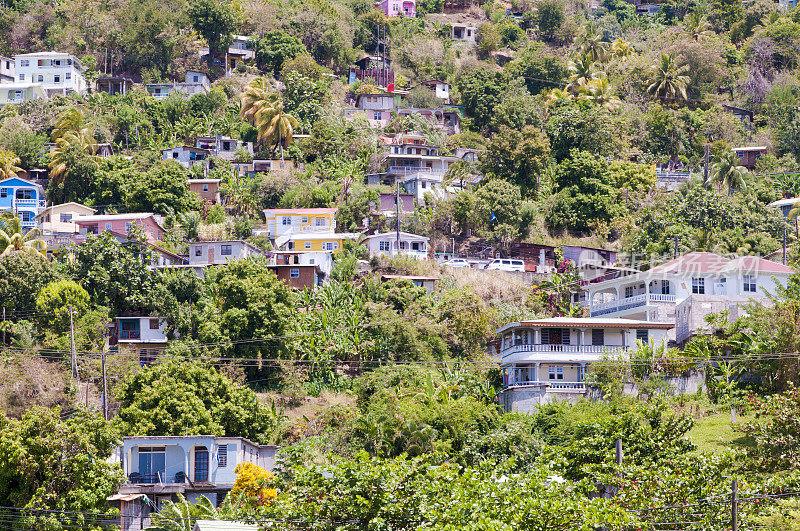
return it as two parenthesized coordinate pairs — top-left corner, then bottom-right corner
(221, 244), (232, 256)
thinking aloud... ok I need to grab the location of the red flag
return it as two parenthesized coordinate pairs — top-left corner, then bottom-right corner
(387, 83), (395, 92)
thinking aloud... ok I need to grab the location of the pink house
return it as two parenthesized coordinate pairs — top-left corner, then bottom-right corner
(375, 0), (415, 17)
(74, 213), (166, 243)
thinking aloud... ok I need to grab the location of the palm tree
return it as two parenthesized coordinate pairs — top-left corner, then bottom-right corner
(240, 78), (299, 166)
(0, 150), (23, 180)
(177, 211), (201, 241)
(610, 37), (634, 62)
(711, 151), (748, 195)
(683, 12), (714, 41)
(48, 131), (99, 186)
(566, 54), (601, 94)
(240, 77), (275, 125)
(578, 78), (622, 112)
(0, 214), (47, 256)
(145, 494), (217, 531)
(51, 107), (95, 145)
(545, 87), (573, 106)
(647, 53), (691, 102)
(580, 22), (609, 63)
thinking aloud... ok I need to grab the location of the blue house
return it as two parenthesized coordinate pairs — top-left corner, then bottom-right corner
(0, 177), (46, 230)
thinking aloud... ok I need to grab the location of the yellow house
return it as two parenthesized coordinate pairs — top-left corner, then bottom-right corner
(35, 202), (96, 235)
(0, 83), (47, 105)
(278, 232), (361, 252)
(263, 208), (338, 239)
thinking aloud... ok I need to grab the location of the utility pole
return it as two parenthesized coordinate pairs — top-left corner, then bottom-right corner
(703, 144), (710, 187)
(102, 351), (108, 420)
(673, 236), (679, 259)
(731, 479), (738, 531)
(2, 307), (5, 346)
(783, 228), (787, 265)
(396, 181), (401, 256)
(69, 306), (77, 378)
(615, 439), (623, 465)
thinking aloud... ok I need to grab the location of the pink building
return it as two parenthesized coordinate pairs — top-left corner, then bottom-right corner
(74, 213), (166, 243)
(375, 0), (416, 17)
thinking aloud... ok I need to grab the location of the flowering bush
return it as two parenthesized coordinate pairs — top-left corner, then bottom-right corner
(231, 462), (278, 504)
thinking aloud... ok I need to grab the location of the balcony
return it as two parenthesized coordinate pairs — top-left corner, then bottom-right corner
(590, 293), (676, 317)
(119, 330), (141, 340)
(386, 166), (433, 174)
(127, 471), (187, 485)
(506, 380), (586, 390)
(299, 225), (331, 233)
(15, 198), (46, 208)
(503, 344), (628, 354)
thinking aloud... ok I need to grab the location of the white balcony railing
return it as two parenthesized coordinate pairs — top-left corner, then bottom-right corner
(15, 199), (46, 208)
(506, 380), (586, 390)
(502, 344), (628, 354)
(590, 293), (676, 316)
(386, 166), (434, 174)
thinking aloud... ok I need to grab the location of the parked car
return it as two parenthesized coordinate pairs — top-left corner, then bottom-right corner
(443, 258), (471, 268)
(485, 259), (525, 272)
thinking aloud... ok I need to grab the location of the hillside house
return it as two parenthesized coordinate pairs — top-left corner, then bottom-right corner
(35, 202), (96, 235)
(348, 56), (394, 86)
(188, 240), (267, 265)
(162, 146), (211, 170)
(195, 136), (253, 161)
(188, 179), (221, 204)
(585, 252), (794, 343)
(373, 192), (415, 217)
(417, 80), (451, 103)
(263, 208), (337, 239)
(380, 274), (438, 294)
(0, 56), (13, 82)
(13, 52), (87, 95)
(769, 197), (800, 217)
(732, 146), (766, 170)
(109, 436), (277, 531)
(375, 0), (416, 16)
(363, 231), (429, 259)
(271, 250), (335, 276)
(451, 23), (477, 42)
(0, 177), (46, 230)
(723, 104), (753, 130)
(0, 82), (47, 105)
(111, 316), (168, 364)
(146, 71), (210, 100)
(345, 93), (397, 127)
(74, 213), (165, 243)
(494, 317), (673, 412)
(268, 263), (325, 289)
(396, 107), (460, 135)
(276, 232), (360, 252)
(199, 35), (255, 75)
(95, 76), (134, 96)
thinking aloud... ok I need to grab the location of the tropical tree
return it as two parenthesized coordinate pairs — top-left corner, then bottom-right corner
(579, 23), (609, 63)
(545, 87), (573, 106)
(240, 78), (299, 165)
(50, 107), (95, 144)
(0, 214), (46, 256)
(647, 53), (691, 103)
(0, 150), (23, 179)
(710, 151), (748, 195)
(683, 12), (714, 41)
(48, 126), (99, 186)
(578, 78), (622, 112)
(610, 37), (634, 62)
(566, 54), (601, 94)
(145, 494), (217, 531)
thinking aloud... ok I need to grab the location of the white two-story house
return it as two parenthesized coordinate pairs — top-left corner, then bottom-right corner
(494, 317), (673, 412)
(109, 435), (277, 531)
(585, 252), (795, 343)
(14, 52), (87, 96)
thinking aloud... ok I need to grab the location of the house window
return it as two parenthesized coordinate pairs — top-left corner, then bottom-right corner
(65, 72), (71, 80)
(305, 241), (311, 249)
(202, 184), (208, 192)
(624, 286), (634, 298)
(125, 222), (134, 233)
(541, 328), (570, 345)
(20, 60), (29, 67)
(86, 224), (98, 234)
(54, 75), (60, 83)
(636, 329), (649, 343)
(149, 318), (159, 330)
(548, 366), (564, 380)
(137, 447), (166, 483)
(692, 277), (705, 294)
(379, 241), (390, 251)
(221, 244), (232, 255)
(16, 189), (32, 199)
(290, 268), (300, 278)
(591, 329), (604, 346)
(315, 217), (327, 226)
(18, 73), (24, 81)
(743, 275), (757, 293)
(0, 188), (6, 198)
(193, 75), (199, 82)
(194, 446), (209, 482)
(736, 151), (744, 158)
(373, 111), (381, 120)
(222, 141), (230, 150)
(37, 75), (43, 82)
(172, 152), (178, 159)
(217, 445), (228, 467)
(60, 213), (72, 223)
(301, 216), (308, 223)
(195, 247), (202, 256)
(282, 216), (291, 226)
(20, 211), (32, 222)
(105, 223), (112, 230)
(661, 280), (670, 295)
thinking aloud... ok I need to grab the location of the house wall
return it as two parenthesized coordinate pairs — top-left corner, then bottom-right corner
(0, 177), (45, 228)
(188, 181), (220, 203)
(188, 242), (262, 265)
(77, 217), (164, 243)
(0, 56), (14, 81)
(0, 84), (47, 104)
(269, 265), (319, 289)
(263, 210), (337, 237)
(287, 236), (345, 252)
(356, 95), (396, 111)
(38, 204), (95, 234)
(162, 148), (209, 169)
(365, 234), (428, 257)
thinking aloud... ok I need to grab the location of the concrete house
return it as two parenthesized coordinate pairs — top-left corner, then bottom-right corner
(263, 208), (337, 239)
(146, 71), (210, 100)
(195, 136), (253, 161)
(188, 240), (267, 265)
(95, 76), (134, 96)
(494, 317), (673, 412)
(345, 93), (397, 127)
(380, 274), (438, 294)
(732, 146), (766, 170)
(13, 52), (87, 95)
(373, 192), (415, 217)
(188, 179), (221, 204)
(769, 197), (800, 217)
(417, 80), (451, 103)
(0, 177), (46, 230)
(35, 202), (96, 235)
(74, 213), (165, 243)
(111, 316), (169, 364)
(268, 263), (325, 289)
(585, 252), (794, 343)
(363, 231), (429, 259)
(375, 0), (416, 16)
(451, 23), (477, 42)
(395, 107), (460, 135)
(276, 232), (360, 252)
(162, 146), (211, 170)
(0, 82), (47, 105)
(199, 35), (255, 75)
(109, 436), (277, 531)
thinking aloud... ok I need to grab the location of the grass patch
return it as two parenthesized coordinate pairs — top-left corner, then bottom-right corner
(687, 411), (756, 455)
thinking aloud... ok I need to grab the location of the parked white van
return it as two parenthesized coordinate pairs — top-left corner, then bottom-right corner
(485, 259), (525, 272)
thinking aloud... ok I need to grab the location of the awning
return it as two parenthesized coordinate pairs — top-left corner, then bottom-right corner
(107, 493), (145, 502)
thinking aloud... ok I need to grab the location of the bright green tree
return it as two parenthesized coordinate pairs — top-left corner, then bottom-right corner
(35, 280), (90, 334)
(188, 0), (236, 68)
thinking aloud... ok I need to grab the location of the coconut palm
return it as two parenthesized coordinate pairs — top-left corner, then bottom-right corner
(0, 214), (47, 256)
(566, 53), (601, 94)
(683, 12), (714, 41)
(710, 151), (748, 195)
(580, 23), (609, 63)
(51, 107), (95, 145)
(545, 87), (573, 106)
(145, 493), (217, 531)
(240, 77), (275, 124)
(610, 37), (634, 62)
(253, 98), (299, 165)
(48, 131), (99, 186)
(0, 150), (23, 179)
(578, 78), (622, 112)
(647, 53), (691, 102)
